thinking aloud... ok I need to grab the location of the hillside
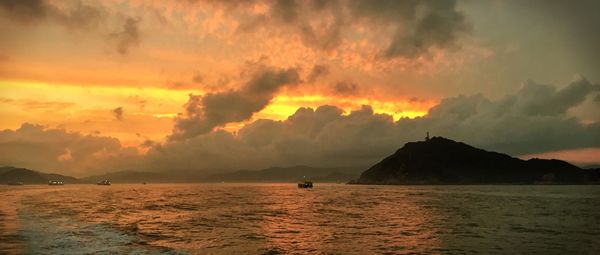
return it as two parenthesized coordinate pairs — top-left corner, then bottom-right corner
(353, 137), (600, 185)
(0, 166), (81, 184)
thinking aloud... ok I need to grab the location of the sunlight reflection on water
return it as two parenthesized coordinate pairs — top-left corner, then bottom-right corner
(1, 184), (599, 254)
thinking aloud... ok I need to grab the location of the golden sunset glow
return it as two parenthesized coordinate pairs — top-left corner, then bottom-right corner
(0, 0), (598, 176)
(1, 79), (437, 147)
(262, 95), (436, 121)
(2, 2), (600, 255)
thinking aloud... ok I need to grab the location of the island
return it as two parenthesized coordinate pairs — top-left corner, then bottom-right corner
(352, 136), (600, 185)
(0, 166), (81, 185)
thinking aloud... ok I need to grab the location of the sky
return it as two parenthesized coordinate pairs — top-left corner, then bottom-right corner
(0, 0), (599, 177)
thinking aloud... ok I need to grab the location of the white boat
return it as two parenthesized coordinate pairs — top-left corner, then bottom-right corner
(297, 181), (313, 188)
(97, 180), (111, 185)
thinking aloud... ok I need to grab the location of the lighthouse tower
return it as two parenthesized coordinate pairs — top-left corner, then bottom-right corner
(425, 131), (430, 141)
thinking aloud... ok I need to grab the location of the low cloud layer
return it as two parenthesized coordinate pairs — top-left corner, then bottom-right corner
(0, 123), (139, 176)
(2, 78), (598, 175)
(170, 66), (300, 140)
(422, 78), (600, 154)
(148, 78), (600, 171)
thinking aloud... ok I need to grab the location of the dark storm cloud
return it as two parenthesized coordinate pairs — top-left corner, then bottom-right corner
(224, 0), (470, 59)
(330, 0), (469, 58)
(332, 80), (359, 96)
(510, 79), (599, 116)
(148, 78), (600, 171)
(425, 78), (600, 120)
(110, 17), (141, 55)
(169, 66), (300, 140)
(113, 107), (124, 121)
(423, 78), (600, 154)
(357, 0), (470, 59)
(0, 0), (105, 30)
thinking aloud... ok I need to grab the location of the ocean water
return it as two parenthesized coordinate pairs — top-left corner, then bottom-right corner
(1, 184), (599, 254)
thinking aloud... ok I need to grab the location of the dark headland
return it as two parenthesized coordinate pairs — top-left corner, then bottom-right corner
(351, 137), (600, 185)
(0, 166), (81, 184)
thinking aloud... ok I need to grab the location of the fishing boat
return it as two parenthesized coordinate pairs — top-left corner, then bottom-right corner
(97, 180), (111, 185)
(48, 181), (64, 186)
(297, 180), (313, 188)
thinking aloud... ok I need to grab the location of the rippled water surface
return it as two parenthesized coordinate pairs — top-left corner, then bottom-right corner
(1, 184), (599, 254)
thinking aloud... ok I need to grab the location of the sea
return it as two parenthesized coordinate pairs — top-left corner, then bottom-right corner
(1, 184), (599, 254)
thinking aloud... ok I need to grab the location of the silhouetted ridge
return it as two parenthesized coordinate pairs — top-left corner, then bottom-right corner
(0, 166), (81, 184)
(353, 137), (599, 184)
(208, 165), (361, 182)
(81, 171), (172, 183)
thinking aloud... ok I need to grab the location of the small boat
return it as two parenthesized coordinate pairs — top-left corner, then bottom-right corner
(97, 180), (111, 185)
(7, 181), (24, 186)
(297, 181), (313, 189)
(48, 181), (64, 186)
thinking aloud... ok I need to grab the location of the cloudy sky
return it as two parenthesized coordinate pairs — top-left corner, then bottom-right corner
(0, 0), (599, 177)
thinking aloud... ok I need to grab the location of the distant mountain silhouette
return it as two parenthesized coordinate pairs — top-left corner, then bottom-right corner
(352, 137), (600, 185)
(82, 171), (182, 183)
(208, 165), (362, 182)
(0, 166), (81, 184)
(81, 166), (360, 183)
(583, 164), (600, 170)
